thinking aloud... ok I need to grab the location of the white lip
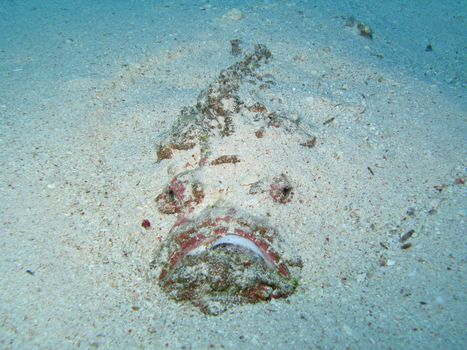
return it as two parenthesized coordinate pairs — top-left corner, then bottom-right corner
(210, 234), (273, 268)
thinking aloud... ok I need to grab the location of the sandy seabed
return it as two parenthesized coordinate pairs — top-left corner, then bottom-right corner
(0, 1), (465, 349)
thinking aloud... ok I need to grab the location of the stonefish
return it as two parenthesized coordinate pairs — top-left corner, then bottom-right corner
(151, 44), (314, 315)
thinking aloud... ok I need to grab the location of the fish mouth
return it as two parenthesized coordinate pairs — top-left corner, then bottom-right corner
(160, 208), (290, 278)
(157, 207), (298, 315)
(209, 234), (275, 268)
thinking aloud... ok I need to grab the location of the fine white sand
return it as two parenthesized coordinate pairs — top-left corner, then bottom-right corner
(1, 1), (465, 349)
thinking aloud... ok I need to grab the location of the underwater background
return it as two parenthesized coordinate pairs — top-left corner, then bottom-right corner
(0, 1), (465, 349)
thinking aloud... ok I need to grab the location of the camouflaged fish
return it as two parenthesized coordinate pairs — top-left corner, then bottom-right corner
(152, 44), (313, 315)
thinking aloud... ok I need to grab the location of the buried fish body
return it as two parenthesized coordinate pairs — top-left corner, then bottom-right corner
(156, 207), (298, 315)
(152, 44), (310, 314)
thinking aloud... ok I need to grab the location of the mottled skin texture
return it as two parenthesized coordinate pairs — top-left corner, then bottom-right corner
(153, 45), (307, 314)
(158, 208), (297, 315)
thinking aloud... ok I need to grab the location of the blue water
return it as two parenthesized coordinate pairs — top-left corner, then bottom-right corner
(1, 1), (465, 93)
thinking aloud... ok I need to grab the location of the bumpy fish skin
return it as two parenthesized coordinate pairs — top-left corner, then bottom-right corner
(153, 44), (308, 314)
(157, 207), (297, 315)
